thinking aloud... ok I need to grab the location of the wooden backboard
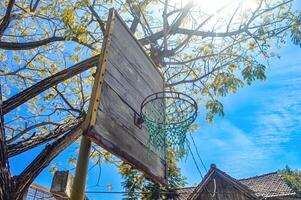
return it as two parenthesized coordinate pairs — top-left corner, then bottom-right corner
(85, 9), (167, 185)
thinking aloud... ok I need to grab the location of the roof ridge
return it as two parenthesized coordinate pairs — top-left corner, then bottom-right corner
(31, 183), (51, 193)
(239, 171), (278, 181)
(187, 166), (259, 200)
(214, 168), (258, 195)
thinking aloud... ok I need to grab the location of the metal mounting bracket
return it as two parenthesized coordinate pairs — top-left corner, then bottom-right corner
(134, 112), (144, 129)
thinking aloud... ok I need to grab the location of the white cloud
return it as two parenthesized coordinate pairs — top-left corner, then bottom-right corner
(182, 54), (301, 182)
(181, 120), (268, 180)
(251, 63), (301, 149)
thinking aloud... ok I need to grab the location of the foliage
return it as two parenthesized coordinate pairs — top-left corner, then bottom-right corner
(279, 166), (301, 195)
(0, 0), (301, 197)
(119, 150), (186, 200)
(1, 0), (300, 156)
(1, 1), (301, 149)
(291, 14), (301, 47)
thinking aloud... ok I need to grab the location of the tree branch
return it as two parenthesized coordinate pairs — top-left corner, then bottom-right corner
(7, 121), (60, 144)
(138, 1), (193, 45)
(139, 27), (247, 46)
(0, 0), (15, 37)
(8, 119), (82, 157)
(29, 0), (40, 12)
(0, 34), (97, 50)
(0, 84), (13, 200)
(87, 5), (106, 35)
(16, 123), (83, 196)
(3, 55), (99, 115)
(129, 4), (140, 33)
(167, 1), (193, 35)
(0, 36), (65, 50)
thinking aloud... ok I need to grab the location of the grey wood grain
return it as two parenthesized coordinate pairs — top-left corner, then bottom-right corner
(88, 82), (166, 181)
(88, 12), (167, 185)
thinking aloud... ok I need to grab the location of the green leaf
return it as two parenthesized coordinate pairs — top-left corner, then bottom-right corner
(254, 64), (267, 81)
(205, 100), (224, 122)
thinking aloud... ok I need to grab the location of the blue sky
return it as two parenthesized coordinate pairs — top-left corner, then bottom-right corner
(181, 40), (301, 183)
(9, 38), (301, 200)
(7, 3), (301, 199)
(181, 40), (301, 184)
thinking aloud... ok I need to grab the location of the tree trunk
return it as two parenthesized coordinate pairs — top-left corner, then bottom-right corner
(0, 167), (13, 200)
(0, 64), (83, 200)
(0, 178), (27, 200)
(0, 84), (15, 200)
(0, 85), (28, 200)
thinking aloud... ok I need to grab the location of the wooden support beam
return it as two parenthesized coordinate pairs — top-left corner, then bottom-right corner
(70, 9), (116, 200)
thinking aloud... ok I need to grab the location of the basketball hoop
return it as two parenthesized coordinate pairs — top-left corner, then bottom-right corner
(139, 91), (198, 156)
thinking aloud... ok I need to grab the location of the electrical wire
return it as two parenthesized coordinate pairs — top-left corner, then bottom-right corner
(187, 134), (218, 199)
(189, 132), (208, 172)
(188, 142), (204, 179)
(85, 190), (247, 195)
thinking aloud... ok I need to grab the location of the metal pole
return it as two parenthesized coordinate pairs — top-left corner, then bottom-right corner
(70, 136), (91, 200)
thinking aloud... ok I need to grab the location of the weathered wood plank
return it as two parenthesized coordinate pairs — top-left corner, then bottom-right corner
(104, 34), (164, 117)
(104, 60), (163, 117)
(104, 62), (143, 113)
(98, 82), (148, 145)
(111, 18), (164, 88)
(88, 11), (167, 185)
(109, 40), (162, 91)
(86, 84), (166, 182)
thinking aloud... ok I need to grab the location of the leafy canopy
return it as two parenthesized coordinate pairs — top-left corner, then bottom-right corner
(280, 166), (301, 195)
(119, 150), (186, 199)
(0, 0), (301, 197)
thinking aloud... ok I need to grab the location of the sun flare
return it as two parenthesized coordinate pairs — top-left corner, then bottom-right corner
(174, 0), (258, 15)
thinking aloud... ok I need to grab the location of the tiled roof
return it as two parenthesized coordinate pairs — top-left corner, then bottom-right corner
(169, 187), (195, 200)
(187, 166), (258, 200)
(240, 172), (297, 198)
(168, 168), (300, 200)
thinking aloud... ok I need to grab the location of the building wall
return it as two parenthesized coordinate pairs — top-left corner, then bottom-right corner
(25, 184), (56, 200)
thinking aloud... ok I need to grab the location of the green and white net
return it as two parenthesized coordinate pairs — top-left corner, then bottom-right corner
(141, 92), (197, 156)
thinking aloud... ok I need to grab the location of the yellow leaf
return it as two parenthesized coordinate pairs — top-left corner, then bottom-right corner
(28, 62), (35, 69)
(0, 51), (6, 61)
(14, 56), (21, 64)
(51, 63), (57, 72)
(62, 8), (75, 26)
